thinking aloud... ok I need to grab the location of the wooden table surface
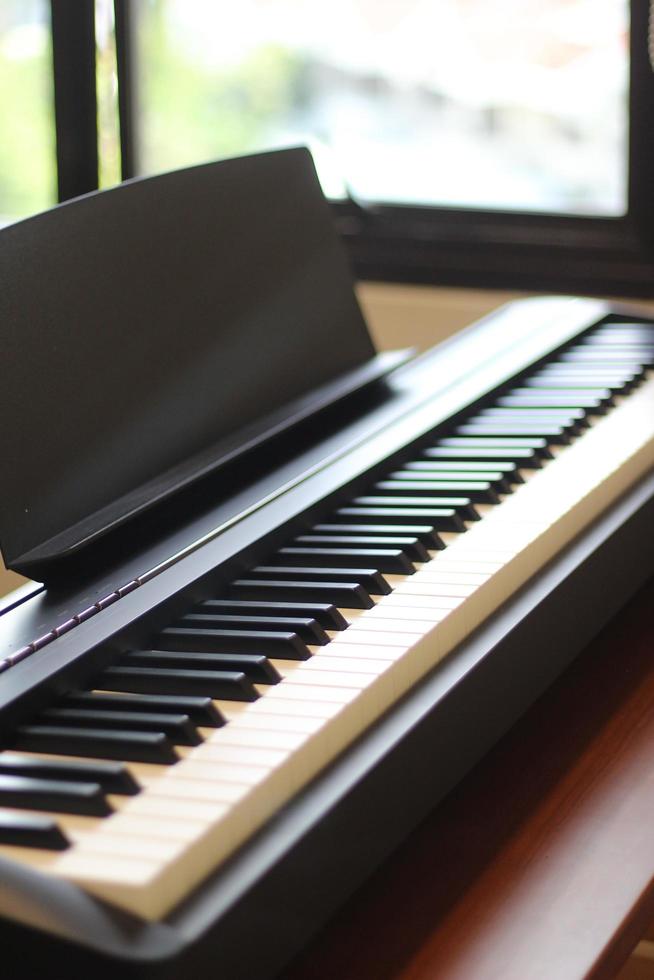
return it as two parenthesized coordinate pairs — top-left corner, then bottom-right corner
(281, 577), (654, 980)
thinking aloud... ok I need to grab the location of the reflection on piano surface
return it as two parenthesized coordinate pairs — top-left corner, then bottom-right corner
(0, 149), (653, 979)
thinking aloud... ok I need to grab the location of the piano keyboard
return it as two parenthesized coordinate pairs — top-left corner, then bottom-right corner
(0, 318), (653, 921)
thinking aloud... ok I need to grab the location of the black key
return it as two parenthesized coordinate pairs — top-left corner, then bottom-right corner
(40, 707), (203, 747)
(559, 352), (648, 367)
(390, 469), (513, 493)
(521, 381), (616, 402)
(125, 649), (283, 682)
(158, 626), (310, 659)
(586, 324), (654, 333)
(100, 665), (258, 701)
(12, 725), (179, 764)
(252, 565), (391, 596)
(423, 446), (542, 467)
(585, 339), (654, 351)
(476, 409), (588, 431)
(535, 364), (639, 378)
(551, 358), (647, 379)
(496, 395), (605, 412)
(455, 423), (571, 444)
(404, 459), (524, 484)
(335, 507), (467, 532)
(228, 579), (374, 609)
(0, 811), (69, 850)
(295, 534), (430, 561)
(0, 753), (139, 795)
(527, 372), (636, 391)
(374, 480), (500, 504)
(311, 523), (445, 549)
(0, 773), (111, 817)
(437, 437), (553, 459)
(530, 374), (637, 389)
(576, 343), (654, 357)
(589, 324), (654, 332)
(586, 338), (654, 349)
(353, 496), (480, 521)
(63, 691), (224, 727)
(197, 599), (348, 630)
(181, 612), (330, 645)
(479, 406), (587, 420)
(274, 546), (415, 575)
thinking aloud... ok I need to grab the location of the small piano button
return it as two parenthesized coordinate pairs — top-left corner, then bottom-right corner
(437, 436), (554, 459)
(251, 565), (391, 596)
(124, 650), (282, 683)
(197, 599), (349, 630)
(273, 546), (415, 575)
(311, 523), (445, 549)
(12, 725), (180, 764)
(373, 480), (501, 504)
(157, 626), (310, 659)
(335, 507), (467, 532)
(0, 773), (112, 817)
(227, 579), (374, 609)
(180, 612), (330, 645)
(99, 665), (258, 702)
(0, 811), (69, 850)
(95, 592), (120, 611)
(39, 707), (203, 747)
(0, 754), (139, 795)
(31, 631), (57, 651)
(295, 534), (431, 562)
(6, 645), (35, 667)
(74, 605), (100, 624)
(62, 691), (225, 727)
(423, 446), (542, 467)
(54, 618), (79, 638)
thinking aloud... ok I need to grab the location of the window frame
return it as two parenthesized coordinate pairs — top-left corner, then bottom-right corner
(70, 0), (654, 297)
(332, 0), (654, 298)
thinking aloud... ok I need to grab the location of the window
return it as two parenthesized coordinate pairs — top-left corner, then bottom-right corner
(115, 0), (654, 296)
(130, 0), (629, 219)
(3, 0), (654, 295)
(0, 0), (56, 221)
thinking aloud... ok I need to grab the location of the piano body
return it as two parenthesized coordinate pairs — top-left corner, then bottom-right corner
(0, 148), (653, 979)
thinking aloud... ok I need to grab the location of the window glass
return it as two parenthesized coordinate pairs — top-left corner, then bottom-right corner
(0, 0), (55, 221)
(133, 0), (628, 216)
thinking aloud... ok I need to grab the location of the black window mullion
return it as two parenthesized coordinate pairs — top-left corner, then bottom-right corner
(50, 0), (98, 202)
(628, 0), (654, 250)
(114, 0), (137, 180)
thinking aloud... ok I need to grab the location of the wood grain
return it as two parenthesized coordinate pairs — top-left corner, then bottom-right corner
(282, 577), (654, 980)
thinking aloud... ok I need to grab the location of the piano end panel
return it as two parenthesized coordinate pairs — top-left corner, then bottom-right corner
(0, 853), (186, 978)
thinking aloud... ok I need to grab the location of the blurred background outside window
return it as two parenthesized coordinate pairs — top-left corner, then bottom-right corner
(131, 0), (628, 215)
(0, 0), (630, 221)
(0, 0), (55, 221)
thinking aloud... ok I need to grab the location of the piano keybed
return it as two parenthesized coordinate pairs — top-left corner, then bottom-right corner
(0, 316), (653, 921)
